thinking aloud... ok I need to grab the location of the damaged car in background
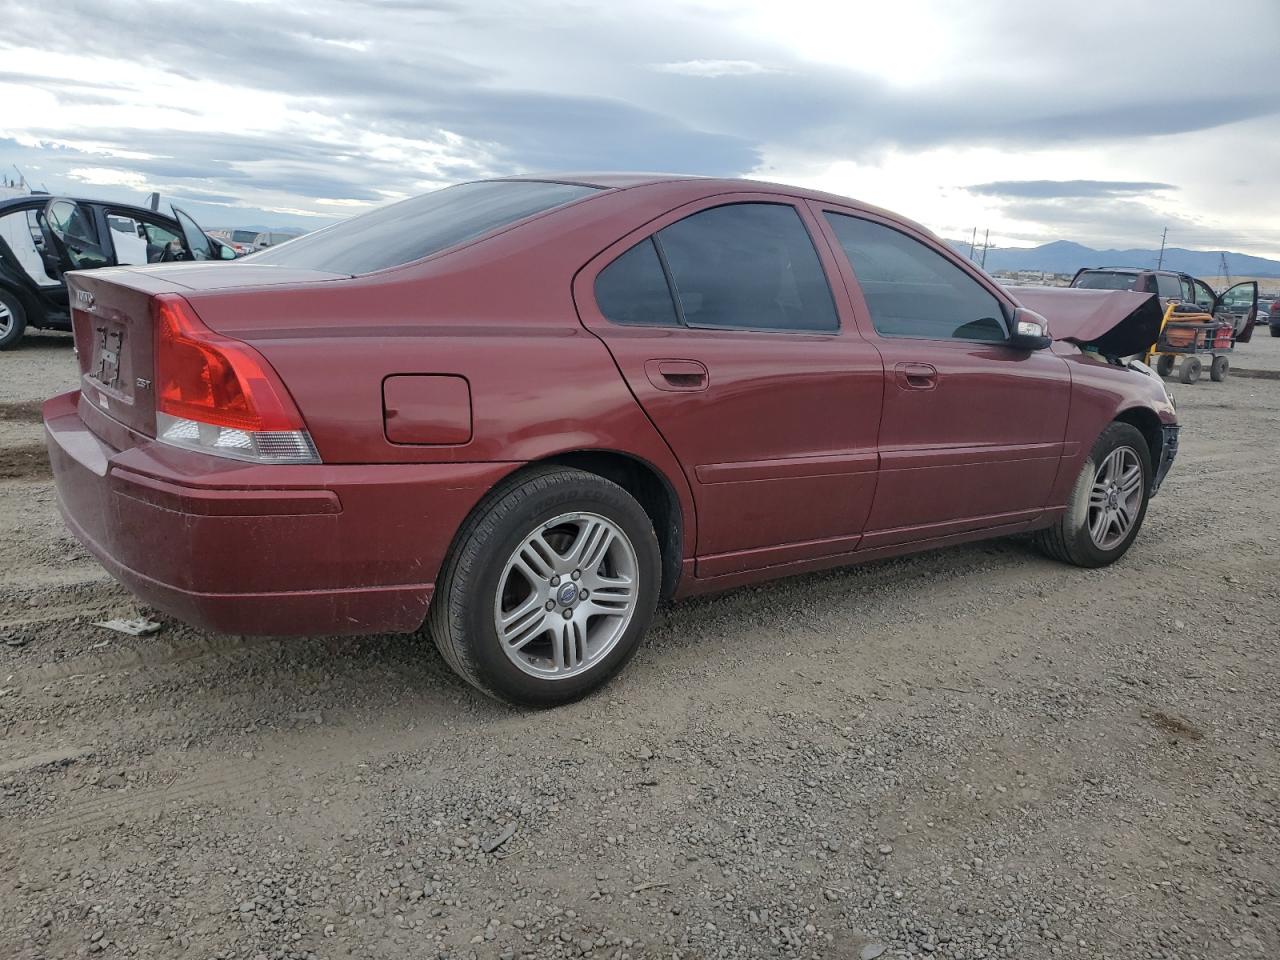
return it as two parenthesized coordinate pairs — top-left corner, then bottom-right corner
(0, 194), (234, 349)
(43, 175), (1178, 706)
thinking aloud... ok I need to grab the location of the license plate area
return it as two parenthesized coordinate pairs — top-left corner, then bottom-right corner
(86, 319), (135, 408)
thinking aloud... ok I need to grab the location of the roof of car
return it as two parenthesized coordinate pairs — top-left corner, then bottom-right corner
(492, 172), (929, 235)
(0, 195), (173, 219)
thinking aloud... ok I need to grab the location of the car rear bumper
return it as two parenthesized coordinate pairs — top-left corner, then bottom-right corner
(44, 390), (516, 636)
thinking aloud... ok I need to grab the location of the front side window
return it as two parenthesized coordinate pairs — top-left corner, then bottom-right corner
(249, 180), (600, 275)
(1192, 279), (1215, 310)
(825, 213), (1006, 341)
(105, 213), (187, 265)
(655, 203), (837, 332)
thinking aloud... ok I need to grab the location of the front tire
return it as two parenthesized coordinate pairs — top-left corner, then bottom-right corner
(1034, 422), (1152, 568)
(427, 467), (661, 706)
(0, 289), (27, 350)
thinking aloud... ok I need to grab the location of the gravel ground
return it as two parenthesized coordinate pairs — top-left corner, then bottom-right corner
(1, 333), (1277, 960)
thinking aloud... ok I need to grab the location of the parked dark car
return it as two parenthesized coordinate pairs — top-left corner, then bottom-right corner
(1071, 266), (1258, 343)
(0, 195), (233, 348)
(44, 175), (1178, 706)
(1263, 297), (1280, 337)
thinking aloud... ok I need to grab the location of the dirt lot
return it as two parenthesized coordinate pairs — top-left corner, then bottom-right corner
(1, 330), (1277, 960)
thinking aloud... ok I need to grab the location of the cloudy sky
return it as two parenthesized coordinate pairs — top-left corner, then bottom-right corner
(2, 0), (1278, 257)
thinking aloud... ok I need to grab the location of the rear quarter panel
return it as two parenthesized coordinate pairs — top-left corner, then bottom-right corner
(182, 186), (706, 556)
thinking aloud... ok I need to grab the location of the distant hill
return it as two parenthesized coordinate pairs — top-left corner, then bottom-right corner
(946, 239), (1280, 278)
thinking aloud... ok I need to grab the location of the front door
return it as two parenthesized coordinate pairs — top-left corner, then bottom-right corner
(813, 204), (1071, 548)
(1216, 281), (1258, 343)
(574, 195), (884, 578)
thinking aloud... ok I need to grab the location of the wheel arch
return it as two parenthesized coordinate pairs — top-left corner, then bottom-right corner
(1113, 405), (1163, 479)
(0, 279), (41, 323)
(537, 449), (685, 600)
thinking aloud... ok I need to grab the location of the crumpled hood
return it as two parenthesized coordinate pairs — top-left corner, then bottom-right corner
(1010, 287), (1163, 358)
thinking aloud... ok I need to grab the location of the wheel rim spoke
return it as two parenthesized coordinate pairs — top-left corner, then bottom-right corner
(1086, 446), (1143, 550)
(494, 511), (640, 681)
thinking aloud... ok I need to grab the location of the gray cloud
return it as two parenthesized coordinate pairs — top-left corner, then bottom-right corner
(1, 0), (1276, 243)
(968, 180), (1177, 199)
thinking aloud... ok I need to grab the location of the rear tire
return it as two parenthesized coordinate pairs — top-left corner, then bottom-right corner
(427, 466), (661, 707)
(1033, 422), (1152, 568)
(1210, 356), (1229, 382)
(1155, 354), (1175, 377)
(1177, 356), (1201, 384)
(1270, 325), (1280, 338)
(0, 289), (27, 350)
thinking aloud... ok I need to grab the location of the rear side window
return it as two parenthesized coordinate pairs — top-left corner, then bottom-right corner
(1074, 271), (1140, 291)
(249, 180), (600, 275)
(656, 203), (838, 332)
(594, 238), (679, 326)
(824, 213), (1006, 342)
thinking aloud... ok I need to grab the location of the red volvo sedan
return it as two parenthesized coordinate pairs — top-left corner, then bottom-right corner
(44, 175), (1178, 705)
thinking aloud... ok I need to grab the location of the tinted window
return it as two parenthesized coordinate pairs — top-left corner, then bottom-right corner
(250, 180), (599, 275)
(656, 203), (837, 332)
(1155, 273), (1183, 299)
(825, 213), (1006, 341)
(595, 238), (679, 326)
(1074, 271), (1140, 291)
(48, 200), (98, 243)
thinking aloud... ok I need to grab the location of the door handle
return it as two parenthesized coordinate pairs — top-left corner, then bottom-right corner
(894, 362), (938, 390)
(645, 359), (709, 392)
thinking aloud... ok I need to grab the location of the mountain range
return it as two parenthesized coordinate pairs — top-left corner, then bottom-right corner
(946, 239), (1280, 278)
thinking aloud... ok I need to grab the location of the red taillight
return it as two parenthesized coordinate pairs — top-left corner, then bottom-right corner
(153, 294), (302, 432)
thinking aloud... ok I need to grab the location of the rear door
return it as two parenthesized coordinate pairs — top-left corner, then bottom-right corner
(574, 194), (884, 577)
(41, 198), (111, 275)
(1216, 280), (1258, 342)
(813, 204), (1070, 548)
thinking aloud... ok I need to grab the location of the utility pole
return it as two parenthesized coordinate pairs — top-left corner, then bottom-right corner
(979, 228), (992, 269)
(1218, 252), (1230, 284)
(967, 227), (977, 261)
(1156, 227), (1167, 269)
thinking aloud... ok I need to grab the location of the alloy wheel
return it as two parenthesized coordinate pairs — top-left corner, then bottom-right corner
(493, 512), (639, 679)
(1087, 446), (1143, 550)
(0, 300), (13, 339)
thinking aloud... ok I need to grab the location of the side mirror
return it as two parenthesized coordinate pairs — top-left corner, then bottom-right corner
(219, 243), (238, 260)
(1008, 307), (1052, 351)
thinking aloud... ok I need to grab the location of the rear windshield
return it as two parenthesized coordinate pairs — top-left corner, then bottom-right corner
(247, 180), (601, 275)
(1074, 271), (1140, 291)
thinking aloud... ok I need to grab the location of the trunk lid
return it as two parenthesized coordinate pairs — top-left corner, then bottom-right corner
(66, 264), (344, 440)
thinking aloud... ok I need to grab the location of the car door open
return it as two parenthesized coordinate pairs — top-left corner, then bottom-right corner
(1216, 280), (1258, 343)
(171, 206), (218, 261)
(41, 198), (110, 276)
